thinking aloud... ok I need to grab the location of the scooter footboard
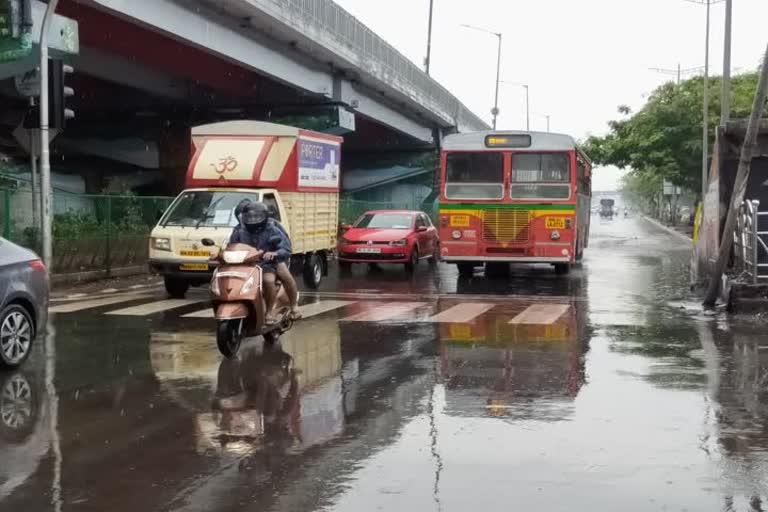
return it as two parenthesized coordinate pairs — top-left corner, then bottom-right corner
(215, 302), (249, 320)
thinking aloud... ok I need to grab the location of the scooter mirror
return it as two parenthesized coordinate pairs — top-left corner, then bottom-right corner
(201, 238), (216, 247)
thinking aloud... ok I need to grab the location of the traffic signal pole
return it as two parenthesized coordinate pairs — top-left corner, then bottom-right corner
(39, 0), (59, 268)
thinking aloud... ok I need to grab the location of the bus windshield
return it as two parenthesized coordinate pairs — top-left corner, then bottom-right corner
(511, 153), (571, 200)
(162, 191), (260, 227)
(445, 153), (504, 200)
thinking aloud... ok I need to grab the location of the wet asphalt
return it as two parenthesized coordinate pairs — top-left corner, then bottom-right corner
(2, 215), (768, 511)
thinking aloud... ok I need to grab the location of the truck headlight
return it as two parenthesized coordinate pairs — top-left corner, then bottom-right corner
(152, 237), (171, 251)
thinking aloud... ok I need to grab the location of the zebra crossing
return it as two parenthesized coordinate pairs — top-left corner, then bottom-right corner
(49, 291), (575, 326)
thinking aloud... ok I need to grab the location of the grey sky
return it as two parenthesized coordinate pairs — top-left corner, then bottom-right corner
(333, 0), (768, 190)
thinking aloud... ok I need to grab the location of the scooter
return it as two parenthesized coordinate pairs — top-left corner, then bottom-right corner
(202, 239), (294, 358)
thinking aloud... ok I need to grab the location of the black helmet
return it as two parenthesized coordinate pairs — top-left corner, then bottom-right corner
(235, 198), (253, 220)
(241, 202), (268, 229)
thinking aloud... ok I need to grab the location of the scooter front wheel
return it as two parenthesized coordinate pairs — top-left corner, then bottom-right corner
(216, 319), (243, 358)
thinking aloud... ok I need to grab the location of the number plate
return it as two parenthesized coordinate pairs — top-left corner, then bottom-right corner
(179, 263), (209, 271)
(356, 247), (381, 254)
(451, 215), (470, 227)
(545, 217), (566, 229)
(180, 250), (210, 257)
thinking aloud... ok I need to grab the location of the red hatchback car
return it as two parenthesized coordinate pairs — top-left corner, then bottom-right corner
(338, 210), (439, 272)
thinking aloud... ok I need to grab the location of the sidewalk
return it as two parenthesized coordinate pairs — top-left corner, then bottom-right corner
(641, 215), (693, 242)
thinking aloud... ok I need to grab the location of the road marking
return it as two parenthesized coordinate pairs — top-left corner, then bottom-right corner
(50, 293), (154, 313)
(341, 302), (427, 322)
(182, 300), (356, 319)
(427, 303), (495, 323)
(509, 304), (570, 325)
(106, 299), (203, 316)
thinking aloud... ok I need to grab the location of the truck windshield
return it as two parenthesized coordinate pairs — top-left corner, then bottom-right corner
(162, 191), (261, 227)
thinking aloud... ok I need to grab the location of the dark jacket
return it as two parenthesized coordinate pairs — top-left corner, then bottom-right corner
(230, 218), (291, 262)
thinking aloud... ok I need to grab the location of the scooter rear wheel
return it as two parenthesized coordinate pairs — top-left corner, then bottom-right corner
(216, 319), (243, 358)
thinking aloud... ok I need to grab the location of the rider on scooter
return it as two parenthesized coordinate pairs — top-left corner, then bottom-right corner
(230, 202), (300, 323)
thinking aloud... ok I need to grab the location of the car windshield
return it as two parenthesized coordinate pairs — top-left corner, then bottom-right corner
(161, 191), (261, 227)
(354, 213), (414, 229)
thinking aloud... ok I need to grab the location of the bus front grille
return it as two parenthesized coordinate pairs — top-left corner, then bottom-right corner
(482, 209), (531, 243)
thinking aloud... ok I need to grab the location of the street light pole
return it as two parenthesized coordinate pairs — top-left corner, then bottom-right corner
(425, 0), (434, 75)
(720, 0), (732, 125)
(500, 81), (529, 130)
(39, 0), (60, 268)
(544, 114), (550, 132)
(461, 24), (502, 129)
(492, 32), (502, 130)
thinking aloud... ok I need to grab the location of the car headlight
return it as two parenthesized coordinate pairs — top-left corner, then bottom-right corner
(240, 276), (256, 294)
(389, 239), (407, 246)
(339, 238), (353, 245)
(152, 237), (171, 251)
(211, 270), (220, 295)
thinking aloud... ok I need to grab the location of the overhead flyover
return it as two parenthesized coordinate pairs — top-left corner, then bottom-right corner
(57, 0), (488, 144)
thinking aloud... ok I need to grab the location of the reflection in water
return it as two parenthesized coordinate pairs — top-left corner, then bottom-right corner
(437, 299), (590, 420)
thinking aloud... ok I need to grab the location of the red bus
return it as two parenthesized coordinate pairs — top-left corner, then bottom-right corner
(438, 131), (592, 275)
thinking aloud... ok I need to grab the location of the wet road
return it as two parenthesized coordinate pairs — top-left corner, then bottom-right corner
(3, 216), (768, 511)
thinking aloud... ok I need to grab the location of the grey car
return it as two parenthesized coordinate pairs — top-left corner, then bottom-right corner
(0, 238), (49, 368)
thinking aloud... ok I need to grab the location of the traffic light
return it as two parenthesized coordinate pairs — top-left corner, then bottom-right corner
(49, 59), (75, 129)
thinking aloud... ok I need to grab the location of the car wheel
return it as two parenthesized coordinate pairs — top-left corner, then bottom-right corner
(165, 277), (189, 299)
(0, 305), (35, 369)
(0, 371), (38, 442)
(303, 254), (323, 289)
(429, 243), (439, 267)
(405, 248), (419, 273)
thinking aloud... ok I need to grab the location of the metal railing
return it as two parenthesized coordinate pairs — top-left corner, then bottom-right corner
(251, 0), (489, 131)
(733, 199), (768, 283)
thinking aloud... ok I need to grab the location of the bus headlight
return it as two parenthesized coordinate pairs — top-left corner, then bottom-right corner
(452, 230), (461, 240)
(550, 230), (561, 240)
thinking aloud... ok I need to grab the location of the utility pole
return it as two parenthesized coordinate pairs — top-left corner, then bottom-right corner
(720, 0), (732, 125)
(461, 24), (502, 129)
(39, 0), (60, 269)
(703, 44), (768, 306)
(425, 0), (434, 75)
(702, 0), (710, 201)
(649, 64), (705, 86)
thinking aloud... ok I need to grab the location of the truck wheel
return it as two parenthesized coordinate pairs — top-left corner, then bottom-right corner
(164, 277), (189, 299)
(303, 254), (323, 289)
(457, 263), (474, 277)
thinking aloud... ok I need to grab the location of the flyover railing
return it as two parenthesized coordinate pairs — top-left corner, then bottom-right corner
(255, 0), (488, 131)
(733, 199), (768, 283)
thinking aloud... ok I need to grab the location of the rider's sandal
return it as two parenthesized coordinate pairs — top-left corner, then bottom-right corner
(290, 309), (303, 321)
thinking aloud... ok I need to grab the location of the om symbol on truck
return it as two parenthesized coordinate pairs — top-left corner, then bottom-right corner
(211, 156), (238, 174)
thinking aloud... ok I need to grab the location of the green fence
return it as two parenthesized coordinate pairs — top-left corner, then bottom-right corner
(1, 188), (173, 275)
(0, 188), (437, 275)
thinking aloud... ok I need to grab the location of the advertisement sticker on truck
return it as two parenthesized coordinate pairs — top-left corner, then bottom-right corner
(298, 137), (340, 189)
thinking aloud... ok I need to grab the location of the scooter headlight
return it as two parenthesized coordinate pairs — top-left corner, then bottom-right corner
(223, 250), (249, 264)
(211, 270), (220, 295)
(240, 276), (256, 294)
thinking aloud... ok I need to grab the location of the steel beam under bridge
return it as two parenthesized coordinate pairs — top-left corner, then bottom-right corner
(78, 0), (487, 143)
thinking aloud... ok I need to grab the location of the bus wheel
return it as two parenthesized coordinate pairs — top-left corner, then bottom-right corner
(457, 263), (474, 277)
(554, 263), (571, 275)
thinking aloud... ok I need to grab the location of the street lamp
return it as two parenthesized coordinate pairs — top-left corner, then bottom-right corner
(501, 81), (529, 131)
(460, 24), (502, 130)
(425, 0), (434, 75)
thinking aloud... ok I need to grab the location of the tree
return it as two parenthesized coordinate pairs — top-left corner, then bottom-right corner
(583, 72), (760, 204)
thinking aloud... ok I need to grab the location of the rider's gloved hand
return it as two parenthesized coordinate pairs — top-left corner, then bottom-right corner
(263, 252), (278, 262)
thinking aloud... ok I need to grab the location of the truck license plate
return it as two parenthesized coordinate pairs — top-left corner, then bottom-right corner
(179, 263), (209, 271)
(356, 248), (381, 254)
(545, 217), (566, 229)
(180, 250), (210, 257)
